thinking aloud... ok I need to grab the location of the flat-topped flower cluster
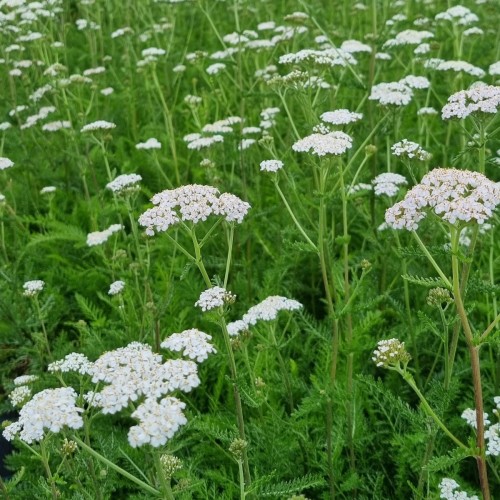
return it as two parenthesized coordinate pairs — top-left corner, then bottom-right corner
(138, 184), (251, 236)
(385, 168), (500, 230)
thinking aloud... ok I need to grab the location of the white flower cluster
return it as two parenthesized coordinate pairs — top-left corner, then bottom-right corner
(278, 47), (357, 68)
(13, 375), (38, 386)
(426, 59), (485, 78)
(489, 62), (500, 76)
(86, 223), (123, 246)
(161, 329), (217, 362)
(438, 478), (478, 500)
(435, 6), (479, 26)
(42, 120), (72, 132)
(391, 139), (431, 161)
(292, 131), (353, 156)
(195, 286), (235, 311)
(385, 168), (500, 230)
(128, 397), (187, 448)
(9, 386), (32, 407)
(106, 173), (142, 194)
(3, 388), (84, 444)
(226, 295), (302, 336)
(383, 29), (434, 48)
(320, 109), (363, 125)
(108, 280), (125, 295)
(372, 173), (408, 197)
(460, 408), (490, 429)
(41, 186), (57, 195)
(399, 75), (430, 90)
(485, 423), (500, 456)
(48, 353), (94, 375)
(80, 120), (116, 132)
(0, 157), (14, 170)
(23, 280), (45, 297)
(85, 342), (200, 414)
(441, 85), (500, 120)
(138, 185), (251, 236)
(369, 81), (413, 106)
(372, 338), (411, 368)
(260, 159), (284, 173)
(136, 138), (161, 150)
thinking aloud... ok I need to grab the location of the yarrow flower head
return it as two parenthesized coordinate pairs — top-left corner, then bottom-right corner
(108, 280), (125, 296)
(48, 353), (94, 375)
(226, 295), (303, 336)
(292, 131), (353, 156)
(195, 286), (235, 311)
(461, 408), (490, 429)
(138, 185), (251, 236)
(320, 109), (363, 125)
(438, 478), (479, 500)
(136, 138), (162, 150)
(106, 174), (142, 194)
(260, 159), (284, 173)
(372, 338), (411, 369)
(23, 280), (45, 297)
(391, 139), (431, 161)
(13, 375), (38, 386)
(3, 387), (84, 444)
(86, 224), (123, 246)
(385, 168), (500, 230)
(369, 81), (413, 106)
(161, 329), (217, 362)
(0, 157), (14, 170)
(442, 85), (500, 120)
(372, 173), (408, 197)
(80, 120), (116, 132)
(9, 386), (32, 407)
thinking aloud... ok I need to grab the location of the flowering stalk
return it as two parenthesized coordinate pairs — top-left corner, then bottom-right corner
(73, 436), (161, 496)
(33, 296), (53, 362)
(39, 440), (59, 500)
(153, 453), (175, 500)
(219, 316), (252, 490)
(450, 226), (490, 500)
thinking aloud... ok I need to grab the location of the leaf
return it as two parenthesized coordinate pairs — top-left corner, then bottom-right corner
(401, 274), (448, 288)
(423, 447), (473, 473)
(253, 473), (326, 497)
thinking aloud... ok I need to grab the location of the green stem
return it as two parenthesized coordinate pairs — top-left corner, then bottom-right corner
(73, 437), (161, 496)
(154, 453), (174, 500)
(412, 231), (452, 289)
(403, 372), (468, 450)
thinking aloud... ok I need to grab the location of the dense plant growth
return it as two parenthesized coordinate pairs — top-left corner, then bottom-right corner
(1, 0), (500, 498)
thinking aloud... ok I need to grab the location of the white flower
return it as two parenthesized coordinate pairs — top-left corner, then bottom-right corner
(86, 224), (123, 246)
(48, 353), (94, 375)
(391, 139), (431, 160)
(320, 109), (363, 125)
(128, 397), (187, 448)
(161, 329), (217, 362)
(106, 174), (142, 194)
(40, 186), (57, 194)
(81, 120), (116, 132)
(429, 59), (485, 78)
(138, 185), (250, 236)
(442, 85), (500, 119)
(489, 62), (500, 76)
(195, 286), (235, 311)
(9, 386), (32, 407)
(372, 173), (408, 197)
(108, 280), (125, 295)
(13, 375), (38, 386)
(485, 423), (500, 456)
(42, 120), (72, 132)
(400, 75), (430, 90)
(100, 87), (114, 96)
(206, 63), (226, 75)
(417, 107), (438, 116)
(383, 29), (433, 48)
(23, 280), (45, 297)
(435, 6), (479, 26)
(385, 168), (500, 230)
(84, 342), (200, 415)
(0, 157), (14, 170)
(438, 478), (479, 500)
(461, 408), (490, 429)
(292, 131), (353, 156)
(3, 387), (84, 443)
(136, 138), (161, 150)
(369, 81), (413, 106)
(260, 159), (284, 172)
